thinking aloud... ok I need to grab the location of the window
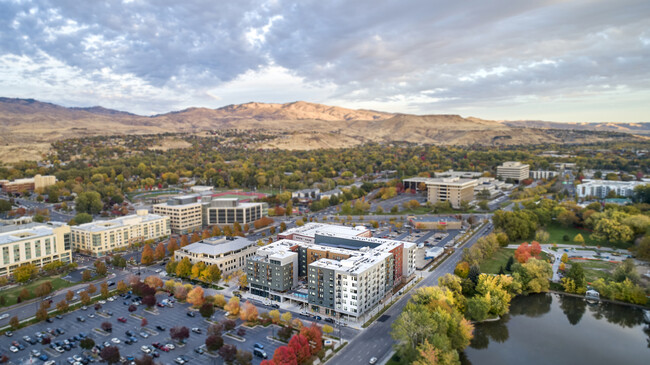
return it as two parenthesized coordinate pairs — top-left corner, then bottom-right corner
(45, 240), (51, 255)
(92, 234), (102, 247)
(25, 242), (31, 260)
(35, 241), (41, 257)
(13, 244), (20, 263)
(3, 247), (9, 264)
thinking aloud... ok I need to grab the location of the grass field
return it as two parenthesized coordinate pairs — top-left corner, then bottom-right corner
(568, 259), (617, 283)
(1, 275), (73, 308)
(480, 248), (551, 274)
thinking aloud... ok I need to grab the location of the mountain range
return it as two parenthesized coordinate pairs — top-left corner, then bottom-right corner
(0, 97), (646, 163)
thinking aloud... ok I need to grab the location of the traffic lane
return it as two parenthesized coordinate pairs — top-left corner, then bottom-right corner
(328, 224), (493, 365)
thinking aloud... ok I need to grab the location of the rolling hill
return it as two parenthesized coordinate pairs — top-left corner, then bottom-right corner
(0, 97), (643, 162)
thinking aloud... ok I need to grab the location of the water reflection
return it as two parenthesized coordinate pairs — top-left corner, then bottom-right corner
(559, 294), (586, 325)
(587, 301), (644, 328)
(508, 293), (552, 318)
(470, 315), (510, 349)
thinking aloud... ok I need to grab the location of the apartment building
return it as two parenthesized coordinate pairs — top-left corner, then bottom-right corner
(153, 195), (203, 234)
(0, 174), (57, 193)
(425, 177), (478, 209)
(0, 222), (71, 277)
(246, 226), (416, 319)
(577, 180), (648, 199)
(174, 236), (257, 276)
(71, 210), (170, 257)
(202, 197), (268, 226)
(496, 161), (530, 182)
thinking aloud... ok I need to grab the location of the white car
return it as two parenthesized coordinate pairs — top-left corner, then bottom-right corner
(107, 297), (114, 302)
(111, 338), (120, 344)
(99, 300), (106, 304)
(140, 345), (151, 354)
(0, 313), (9, 320)
(155, 269), (162, 273)
(9, 346), (18, 353)
(165, 343), (175, 350)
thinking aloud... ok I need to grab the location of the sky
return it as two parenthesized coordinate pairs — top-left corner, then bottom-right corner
(1, 0), (649, 123)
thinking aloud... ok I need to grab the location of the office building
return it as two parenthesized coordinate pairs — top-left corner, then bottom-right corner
(278, 223), (371, 244)
(153, 195), (203, 234)
(0, 175), (57, 193)
(530, 170), (559, 180)
(577, 180), (648, 199)
(71, 210), (170, 257)
(0, 222), (71, 277)
(425, 177), (478, 209)
(174, 236), (257, 276)
(202, 197), (268, 226)
(496, 161), (530, 182)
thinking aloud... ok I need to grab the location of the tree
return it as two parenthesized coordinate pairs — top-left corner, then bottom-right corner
(204, 265), (221, 284)
(454, 262), (470, 278)
(613, 259), (640, 284)
(144, 275), (163, 289)
(134, 355), (155, 365)
(205, 334), (224, 352)
(200, 302), (215, 318)
(76, 191), (103, 215)
(82, 269), (92, 282)
(223, 319), (236, 331)
(514, 242), (532, 263)
(141, 317), (148, 327)
(169, 326), (190, 341)
(80, 291), (91, 306)
(236, 349), (253, 365)
(128, 304), (137, 312)
(180, 235), (189, 247)
(142, 295), (156, 308)
(56, 299), (69, 313)
(154, 242), (166, 261)
(166, 260), (178, 275)
(288, 334), (311, 363)
(273, 345), (297, 364)
(322, 324), (333, 335)
(10, 316), (20, 330)
(566, 262), (586, 289)
(238, 274), (248, 289)
(94, 260), (107, 276)
(100, 282), (110, 299)
(214, 294), (227, 308)
(561, 253), (569, 263)
(299, 323), (323, 356)
(218, 344), (238, 363)
(239, 301), (258, 322)
(14, 263), (38, 283)
(269, 309), (280, 324)
(87, 284), (97, 295)
(167, 238), (179, 255)
(281, 311), (292, 325)
(466, 295), (491, 321)
(225, 296), (240, 316)
(174, 285), (187, 301)
(277, 326), (293, 341)
(101, 321), (112, 332)
(513, 258), (553, 294)
(35, 281), (53, 297)
(18, 288), (31, 301)
(117, 280), (128, 294)
(100, 345), (121, 365)
(592, 218), (634, 243)
(573, 234), (585, 245)
(80, 338), (95, 350)
(187, 286), (205, 307)
(191, 261), (207, 279)
(141, 244), (154, 265)
(175, 257), (192, 278)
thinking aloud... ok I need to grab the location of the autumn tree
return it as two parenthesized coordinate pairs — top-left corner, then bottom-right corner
(154, 242), (166, 261)
(94, 260), (107, 276)
(213, 294), (227, 308)
(174, 285), (188, 301)
(218, 344), (238, 363)
(288, 334), (311, 363)
(167, 238), (179, 255)
(35, 302), (49, 321)
(269, 309), (280, 324)
(273, 346), (297, 364)
(191, 261), (206, 280)
(187, 286), (205, 307)
(9, 316), (20, 330)
(200, 302), (215, 318)
(413, 340), (439, 365)
(14, 263), (38, 283)
(141, 244), (154, 265)
(239, 301), (258, 322)
(281, 311), (292, 325)
(175, 257), (192, 278)
(205, 334), (224, 352)
(170, 326), (190, 341)
(35, 281), (53, 297)
(80, 291), (91, 305)
(82, 269), (92, 282)
(87, 284), (97, 295)
(180, 235), (189, 247)
(100, 345), (121, 365)
(66, 290), (74, 301)
(224, 296), (240, 316)
(190, 232), (201, 243)
(100, 282), (110, 299)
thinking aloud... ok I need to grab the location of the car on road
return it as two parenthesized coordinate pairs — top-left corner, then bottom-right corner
(31, 349), (41, 356)
(253, 348), (267, 359)
(324, 318), (335, 323)
(254, 343), (264, 349)
(165, 343), (175, 350)
(38, 354), (49, 361)
(87, 313), (95, 318)
(369, 357), (378, 364)
(270, 303), (280, 309)
(0, 313), (9, 320)
(76, 316), (85, 322)
(191, 328), (202, 334)
(4, 331), (13, 337)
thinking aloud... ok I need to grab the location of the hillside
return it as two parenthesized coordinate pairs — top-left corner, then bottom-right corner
(0, 97), (642, 162)
(502, 120), (650, 135)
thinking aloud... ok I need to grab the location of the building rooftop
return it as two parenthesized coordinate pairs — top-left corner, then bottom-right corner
(178, 236), (255, 256)
(0, 224), (64, 245)
(281, 222), (369, 239)
(408, 216), (460, 223)
(72, 212), (165, 232)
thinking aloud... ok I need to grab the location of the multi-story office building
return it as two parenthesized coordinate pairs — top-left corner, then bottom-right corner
(0, 174), (57, 193)
(425, 177), (478, 209)
(530, 170), (559, 180)
(202, 197), (268, 226)
(246, 225), (416, 320)
(174, 236), (257, 276)
(153, 195), (203, 234)
(577, 180), (648, 199)
(496, 161), (530, 182)
(71, 210), (170, 257)
(0, 222), (71, 277)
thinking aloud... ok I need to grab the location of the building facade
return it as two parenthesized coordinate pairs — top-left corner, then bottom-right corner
(202, 197), (268, 226)
(153, 195), (203, 234)
(530, 170), (559, 180)
(0, 175), (57, 193)
(496, 161), (530, 182)
(577, 180), (648, 199)
(0, 223), (71, 277)
(247, 240), (299, 299)
(71, 210), (170, 257)
(174, 236), (257, 276)
(408, 216), (462, 230)
(426, 177), (478, 209)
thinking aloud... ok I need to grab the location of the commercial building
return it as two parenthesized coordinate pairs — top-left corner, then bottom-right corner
(425, 177), (478, 209)
(577, 180), (648, 199)
(247, 224), (416, 319)
(0, 175), (57, 193)
(496, 161), (530, 182)
(153, 195), (203, 234)
(278, 223), (371, 244)
(0, 222), (71, 277)
(530, 170), (559, 180)
(202, 197), (268, 226)
(407, 216), (462, 230)
(174, 236), (257, 276)
(474, 177), (511, 199)
(71, 210), (170, 257)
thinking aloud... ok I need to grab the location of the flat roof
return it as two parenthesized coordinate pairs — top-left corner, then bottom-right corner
(0, 225), (59, 245)
(282, 223), (368, 238)
(72, 213), (166, 232)
(408, 216), (460, 223)
(178, 236), (255, 256)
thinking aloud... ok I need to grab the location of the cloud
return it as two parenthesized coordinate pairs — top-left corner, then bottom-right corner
(0, 0), (648, 121)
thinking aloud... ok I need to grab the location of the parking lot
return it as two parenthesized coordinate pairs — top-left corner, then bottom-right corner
(2, 292), (283, 365)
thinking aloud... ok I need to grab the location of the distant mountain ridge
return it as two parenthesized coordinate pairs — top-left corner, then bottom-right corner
(501, 120), (650, 135)
(0, 97), (644, 162)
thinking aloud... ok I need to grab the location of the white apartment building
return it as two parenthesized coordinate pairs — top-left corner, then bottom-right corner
(153, 195), (203, 234)
(0, 222), (71, 277)
(71, 210), (170, 257)
(174, 236), (257, 276)
(577, 180), (648, 199)
(497, 161), (530, 182)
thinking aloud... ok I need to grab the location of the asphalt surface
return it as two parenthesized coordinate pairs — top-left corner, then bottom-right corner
(327, 222), (494, 365)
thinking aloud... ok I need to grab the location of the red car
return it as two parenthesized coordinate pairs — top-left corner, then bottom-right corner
(117, 317), (127, 323)
(159, 346), (170, 352)
(156, 303), (165, 307)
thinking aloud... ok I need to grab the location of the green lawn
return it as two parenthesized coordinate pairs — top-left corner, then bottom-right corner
(568, 259), (617, 284)
(1, 275), (74, 308)
(543, 222), (632, 249)
(480, 248), (551, 274)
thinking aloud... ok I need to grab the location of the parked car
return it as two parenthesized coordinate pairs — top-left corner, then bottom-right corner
(253, 348), (267, 359)
(118, 317), (127, 323)
(191, 328), (202, 334)
(140, 345), (151, 354)
(186, 311), (196, 317)
(254, 343), (264, 349)
(155, 325), (166, 331)
(76, 317), (85, 322)
(194, 347), (204, 354)
(369, 357), (378, 364)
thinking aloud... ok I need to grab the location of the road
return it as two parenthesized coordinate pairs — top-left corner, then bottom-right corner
(327, 222), (494, 365)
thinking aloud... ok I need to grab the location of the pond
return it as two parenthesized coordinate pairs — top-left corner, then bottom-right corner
(462, 293), (649, 365)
